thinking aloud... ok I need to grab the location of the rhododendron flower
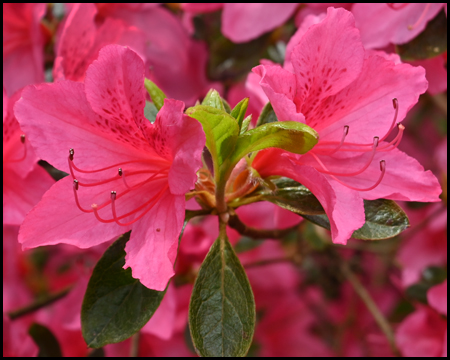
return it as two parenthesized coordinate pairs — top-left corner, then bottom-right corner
(396, 281), (447, 357)
(15, 45), (205, 291)
(352, 3), (446, 49)
(3, 3), (46, 96)
(182, 3), (299, 43)
(3, 88), (54, 226)
(251, 7), (441, 244)
(55, 3), (216, 105)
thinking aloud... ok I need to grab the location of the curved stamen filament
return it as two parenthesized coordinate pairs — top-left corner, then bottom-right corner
(327, 125), (349, 155)
(378, 124), (404, 151)
(120, 168), (169, 190)
(68, 148), (169, 174)
(92, 185), (168, 226)
(7, 134), (27, 163)
(328, 160), (386, 192)
(310, 137), (379, 177)
(315, 98), (399, 150)
(408, 3), (431, 30)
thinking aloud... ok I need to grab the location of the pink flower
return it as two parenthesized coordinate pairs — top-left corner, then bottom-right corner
(3, 88), (54, 226)
(352, 3), (446, 49)
(3, 3), (46, 96)
(55, 3), (216, 105)
(15, 45), (205, 291)
(182, 3), (299, 43)
(251, 7), (441, 244)
(3, 314), (38, 357)
(396, 264), (447, 357)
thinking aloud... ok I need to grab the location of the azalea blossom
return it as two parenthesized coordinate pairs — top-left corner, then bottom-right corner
(3, 88), (54, 226)
(55, 3), (216, 105)
(3, 3), (46, 96)
(251, 7), (441, 244)
(15, 44), (205, 291)
(352, 3), (446, 49)
(182, 3), (299, 43)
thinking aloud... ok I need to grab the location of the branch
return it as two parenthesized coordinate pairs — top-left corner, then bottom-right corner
(340, 262), (401, 357)
(7, 286), (72, 320)
(228, 214), (300, 239)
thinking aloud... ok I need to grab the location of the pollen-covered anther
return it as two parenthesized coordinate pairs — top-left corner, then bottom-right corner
(73, 179), (79, 190)
(69, 148), (74, 160)
(118, 168), (123, 176)
(111, 191), (117, 200)
(20, 134), (26, 143)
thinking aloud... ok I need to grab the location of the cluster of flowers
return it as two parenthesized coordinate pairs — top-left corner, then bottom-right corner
(3, 3), (447, 357)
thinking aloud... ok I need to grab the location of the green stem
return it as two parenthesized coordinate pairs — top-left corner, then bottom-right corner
(228, 213), (300, 239)
(8, 286), (72, 320)
(340, 262), (401, 357)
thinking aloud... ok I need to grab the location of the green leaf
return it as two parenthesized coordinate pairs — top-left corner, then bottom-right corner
(28, 323), (62, 357)
(186, 105), (239, 167)
(189, 234), (255, 357)
(230, 98), (249, 129)
(202, 89), (226, 112)
(240, 115), (252, 135)
(81, 232), (166, 348)
(302, 199), (410, 240)
(222, 98), (232, 114)
(397, 10), (447, 60)
(256, 102), (277, 127)
(258, 177), (325, 215)
(144, 79), (166, 110)
(143, 101), (158, 123)
(230, 121), (319, 165)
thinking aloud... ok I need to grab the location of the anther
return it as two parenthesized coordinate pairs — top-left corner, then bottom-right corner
(73, 179), (79, 190)
(20, 134), (25, 143)
(69, 148), (74, 161)
(118, 168), (123, 176)
(392, 98), (398, 109)
(380, 160), (386, 171)
(111, 191), (117, 200)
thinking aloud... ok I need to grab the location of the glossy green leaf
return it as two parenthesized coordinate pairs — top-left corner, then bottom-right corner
(397, 10), (447, 60)
(240, 115), (252, 135)
(189, 234), (255, 357)
(258, 177), (325, 215)
(202, 89), (226, 112)
(302, 199), (410, 240)
(144, 79), (166, 110)
(81, 233), (166, 348)
(256, 102), (277, 127)
(230, 98), (249, 129)
(144, 101), (158, 123)
(222, 97), (232, 114)
(186, 105), (239, 167)
(230, 121), (318, 165)
(29, 323), (62, 357)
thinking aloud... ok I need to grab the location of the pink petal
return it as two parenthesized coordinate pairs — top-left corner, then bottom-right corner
(18, 176), (132, 250)
(427, 280), (447, 316)
(3, 3), (46, 95)
(222, 4), (298, 43)
(181, 3), (224, 13)
(284, 13), (326, 73)
(85, 44), (146, 128)
(3, 314), (38, 357)
(3, 164), (54, 226)
(353, 3), (444, 48)
(15, 81), (150, 174)
(253, 150), (365, 244)
(125, 192), (184, 291)
(396, 307), (447, 357)
(153, 99), (205, 195)
(291, 7), (365, 111)
(409, 55), (447, 95)
(316, 53), (427, 145)
(300, 148), (442, 202)
(252, 64), (304, 123)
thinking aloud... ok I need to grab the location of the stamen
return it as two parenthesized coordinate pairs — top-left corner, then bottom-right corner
(378, 98), (398, 143)
(121, 168), (168, 190)
(69, 156), (169, 174)
(91, 185), (169, 226)
(7, 134), (28, 163)
(69, 148), (74, 161)
(379, 124), (405, 151)
(311, 137), (379, 177)
(118, 168), (123, 176)
(73, 179), (94, 213)
(328, 125), (349, 155)
(328, 160), (386, 192)
(408, 3), (431, 30)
